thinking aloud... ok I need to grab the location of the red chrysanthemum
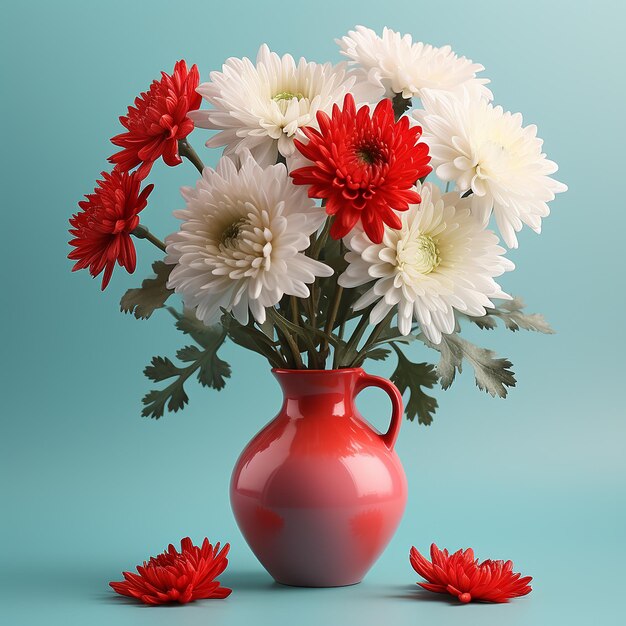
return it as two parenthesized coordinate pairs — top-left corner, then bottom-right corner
(290, 93), (432, 243)
(110, 537), (231, 605)
(68, 170), (153, 290)
(410, 543), (532, 603)
(109, 60), (201, 180)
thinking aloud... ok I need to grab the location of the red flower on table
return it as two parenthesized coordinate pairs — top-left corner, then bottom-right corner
(110, 537), (231, 605)
(410, 543), (532, 603)
(68, 170), (153, 290)
(290, 93), (431, 244)
(109, 60), (201, 180)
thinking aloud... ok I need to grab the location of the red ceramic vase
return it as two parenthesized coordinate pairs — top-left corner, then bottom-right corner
(230, 368), (408, 587)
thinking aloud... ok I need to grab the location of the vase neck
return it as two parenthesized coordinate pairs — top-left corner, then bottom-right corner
(272, 369), (363, 420)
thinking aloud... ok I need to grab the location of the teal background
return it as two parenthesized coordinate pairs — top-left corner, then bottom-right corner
(1, 0), (624, 624)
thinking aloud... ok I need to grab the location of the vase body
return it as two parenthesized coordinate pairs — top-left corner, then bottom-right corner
(230, 368), (407, 587)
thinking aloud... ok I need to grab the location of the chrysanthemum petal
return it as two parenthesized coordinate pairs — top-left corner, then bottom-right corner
(291, 93), (431, 242)
(339, 182), (512, 343)
(110, 537), (231, 605)
(414, 88), (566, 247)
(68, 170), (152, 290)
(166, 153), (329, 325)
(337, 25), (493, 100)
(108, 61), (201, 178)
(410, 543), (532, 603)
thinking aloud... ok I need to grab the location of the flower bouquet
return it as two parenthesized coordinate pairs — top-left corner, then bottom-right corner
(68, 26), (565, 423)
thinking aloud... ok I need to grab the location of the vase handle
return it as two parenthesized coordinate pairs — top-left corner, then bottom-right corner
(355, 373), (404, 450)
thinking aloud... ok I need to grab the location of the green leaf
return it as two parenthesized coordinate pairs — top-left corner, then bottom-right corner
(141, 309), (231, 419)
(267, 308), (325, 357)
(462, 297), (554, 334)
(419, 333), (516, 398)
(142, 383), (189, 419)
(466, 315), (498, 331)
(330, 337), (356, 368)
(144, 356), (180, 382)
(320, 237), (348, 269)
(256, 316), (276, 341)
(120, 261), (173, 319)
(220, 312), (284, 368)
(390, 345), (439, 425)
(364, 346), (391, 362)
(370, 326), (417, 347)
(175, 314), (231, 390)
(340, 323), (415, 369)
(197, 354), (231, 390)
(176, 345), (202, 363)
(424, 333), (463, 390)
(171, 308), (224, 349)
(173, 344), (230, 390)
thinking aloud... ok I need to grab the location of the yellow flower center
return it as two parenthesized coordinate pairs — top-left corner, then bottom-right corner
(272, 91), (305, 102)
(397, 234), (441, 275)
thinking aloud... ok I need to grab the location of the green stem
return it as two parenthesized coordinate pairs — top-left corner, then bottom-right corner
(363, 309), (395, 349)
(303, 296), (320, 368)
(328, 239), (347, 332)
(178, 137), (205, 174)
(325, 284), (343, 337)
(320, 284), (343, 366)
(351, 309), (395, 366)
(304, 296), (316, 328)
(332, 320), (347, 369)
(302, 287), (320, 368)
(166, 306), (180, 321)
(304, 217), (332, 368)
(267, 308), (303, 369)
(291, 295), (316, 368)
(311, 216), (332, 260)
(392, 93), (412, 121)
(342, 310), (371, 360)
(132, 225), (166, 252)
(252, 321), (288, 368)
(306, 230), (318, 258)
(290, 296), (299, 326)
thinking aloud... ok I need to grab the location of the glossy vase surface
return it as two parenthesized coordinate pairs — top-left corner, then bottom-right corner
(230, 368), (408, 587)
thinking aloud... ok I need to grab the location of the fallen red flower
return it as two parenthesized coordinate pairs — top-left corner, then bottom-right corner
(410, 543), (532, 603)
(68, 169), (153, 290)
(110, 537), (231, 605)
(109, 60), (201, 180)
(290, 93), (431, 244)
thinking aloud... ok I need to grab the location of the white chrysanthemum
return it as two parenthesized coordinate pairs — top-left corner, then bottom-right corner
(165, 152), (332, 326)
(413, 89), (567, 248)
(338, 182), (514, 344)
(189, 44), (377, 167)
(337, 25), (492, 101)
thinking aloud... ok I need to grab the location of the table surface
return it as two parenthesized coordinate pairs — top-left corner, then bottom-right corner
(3, 480), (624, 626)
